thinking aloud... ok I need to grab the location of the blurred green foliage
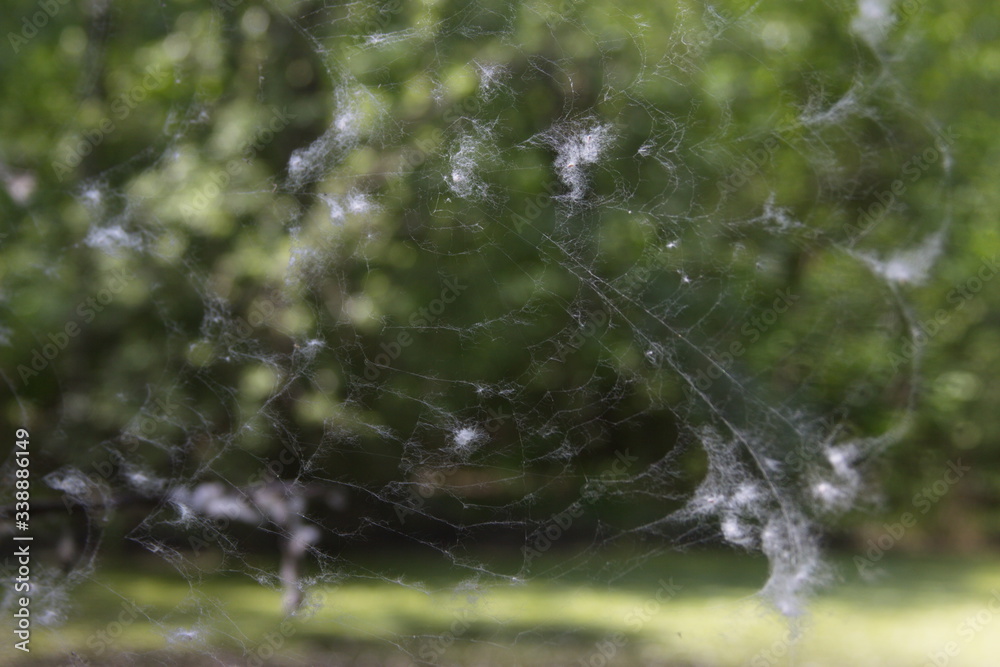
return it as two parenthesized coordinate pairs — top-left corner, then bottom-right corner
(0, 0), (998, 552)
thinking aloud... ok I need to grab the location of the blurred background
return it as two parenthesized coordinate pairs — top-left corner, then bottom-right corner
(1, 0), (999, 664)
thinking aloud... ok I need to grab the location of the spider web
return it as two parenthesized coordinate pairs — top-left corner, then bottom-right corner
(0, 0), (953, 663)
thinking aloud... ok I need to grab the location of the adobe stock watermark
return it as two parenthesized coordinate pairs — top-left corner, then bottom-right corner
(845, 125), (958, 243)
(7, 0), (72, 54)
(875, 0), (927, 37)
(123, 393), (180, 443)
(52, 65), (170, 182)
(417, 596), (482, 664)
(748, 627), (805, 667)
(845, 289), (965, 406)
(213, 0), (258, 13)
(536, 0), (583, 22)
(245, 590), (328, 667)
(83, 599), (144, 660)
(394, 468), (456, 525)
(392, 414), (509, 525)
(716, 135), (780, 196)
(521, 449), (638, 566)
(398, 96), (482, 171)
(510, 178), (561, 235)
(691, 288), (799, 390)
(888, 254), (999, 372)
(180, 106), (296, 220)
(72, 292), (279, 496)
(577, 578), (683, 667)
(553, 247), (686, 364)
(924, 589), (1000, 667)
(853, 459), (970, 576)
(554, 305), (609, 362)
(17, 267), (136, 385)
(353, 0), (403, 36)
(218, 292), (280, 344)
(54, 392), (179, 517)
(363, 276), (467, 381)
(782, 411), (861, 478)
(246, 439), (302, 492)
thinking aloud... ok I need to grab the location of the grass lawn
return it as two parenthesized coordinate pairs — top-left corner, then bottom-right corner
(4, 549), (1000, 666)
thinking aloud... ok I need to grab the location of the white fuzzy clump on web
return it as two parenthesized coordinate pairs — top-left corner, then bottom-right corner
(447, 126), (494, 202)
(45, 466), (110, 515)
(473, 61), (511, 101)
(450, 426), (487, 460)
(674, 424), (861, 616)
(285, 85), (379, 190)
(810, 443), (864, 514)
(319, 193), (345, 223)
(77, 181), (106, 211)
(759, 513), (831, 617)
(858, 232), (944, 286)
(168, 482), (259, 525)
(531, 118), (615, 202)
(851, 0), (896, 48)
(83, 224), (144, 255)
(319, 189), (378, 225)
(122, 464), (167, 497)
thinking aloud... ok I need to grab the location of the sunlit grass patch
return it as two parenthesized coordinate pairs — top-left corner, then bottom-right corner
(7, 552), (1000, 666)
